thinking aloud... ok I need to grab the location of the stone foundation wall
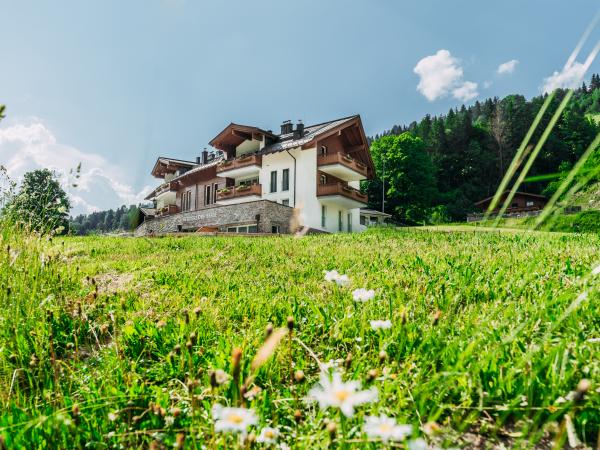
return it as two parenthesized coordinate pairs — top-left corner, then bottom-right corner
(135, 200), (293, 236)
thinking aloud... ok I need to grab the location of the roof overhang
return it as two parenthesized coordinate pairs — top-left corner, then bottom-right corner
(209, 123), (277, 151)
(474, 190), (547, 207)
(151, 157), (196, 178)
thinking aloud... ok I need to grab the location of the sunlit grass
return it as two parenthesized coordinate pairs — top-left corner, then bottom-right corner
(1, 226), (599, 448)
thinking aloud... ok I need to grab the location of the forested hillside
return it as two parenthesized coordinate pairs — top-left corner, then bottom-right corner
(365, 75), (600, 222)
(69, 204), (142, 235)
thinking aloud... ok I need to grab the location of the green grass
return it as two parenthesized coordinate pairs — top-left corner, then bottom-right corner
(1, 226), (600, 448)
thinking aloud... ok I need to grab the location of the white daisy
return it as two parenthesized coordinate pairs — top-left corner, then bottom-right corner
(309, 370), (378, 417)
(407, 438), (429, 450)
(212, 404), (258, 437)
(370, 320), (392, 330)
(256, 426), (279, 444)
(324, 270), (341, 282)
(364, 415), (412, 442)
(324, 270), (350, 287)
(352, 288), (375, 302)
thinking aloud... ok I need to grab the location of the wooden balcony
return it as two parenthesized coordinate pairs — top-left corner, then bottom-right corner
(217, 184), (262, 202)
(317, 152), (368, 181)
(217, 154), (262, 178)
(317, 182), (368, 207)
(156, 204), (179, 216)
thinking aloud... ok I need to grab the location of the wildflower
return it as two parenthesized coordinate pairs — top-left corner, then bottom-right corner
(324, 270), (350, 287)
(407, 438), (428, 450)
(370, 320), (392, 330)
(212, 404), (258, 437)
(364, 415), (412, 443)
(256, 427), (279, 444)
(309, 370), (378, 417)
(211, 369), (231, 386)
(165, 415), (175, 427)
(108, 411), (118, 422)
(243, 385), (262, 401)
(352, 288), (375, 302)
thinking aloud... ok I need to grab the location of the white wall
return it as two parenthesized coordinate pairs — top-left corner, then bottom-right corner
(236, 139), (261, 156)
(217, 144), (366, 234)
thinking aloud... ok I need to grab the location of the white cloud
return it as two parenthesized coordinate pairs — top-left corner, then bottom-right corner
(542, 41), (600, 93)
(483, 80), (493, 89)
(414, 49), (479, 102)
(0, 118), (151, 215)
(452, 81), (479, 102)
(497, 59), (519, 75)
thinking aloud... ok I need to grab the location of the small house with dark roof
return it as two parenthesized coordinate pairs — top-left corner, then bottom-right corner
(138, 115), (374, 235)
(474, 190), (547, 214)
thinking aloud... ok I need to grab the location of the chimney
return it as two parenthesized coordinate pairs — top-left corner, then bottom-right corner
(202, 148), (209, 164)
(280, 120), (293, 135)
(293, 120), (304, 139)
(196, 156), (201, 164)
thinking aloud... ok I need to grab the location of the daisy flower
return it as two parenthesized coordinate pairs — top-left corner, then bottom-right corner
(309, 370), (378, 417)
(212, 404), (258, 437)
(324, 270), (350, 287)
(370, 319), (392, 330)
(352, 288), (375, 302)
(364, 415), (412, 442)
(256, 426), (279, 444)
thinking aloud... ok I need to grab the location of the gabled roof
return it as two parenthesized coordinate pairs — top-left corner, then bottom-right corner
(262, 115), (359, 153)
(209, 124), (278, 151)
(145, 153), (225, 200)
(474, 190), (547, 206)
(151, 157), (196, 178)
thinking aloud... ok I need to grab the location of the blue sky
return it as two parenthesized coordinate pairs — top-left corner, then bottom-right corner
(0, 0), (598, 214)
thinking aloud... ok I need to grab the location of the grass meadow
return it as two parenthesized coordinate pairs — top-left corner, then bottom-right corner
(1, 226), (599, 449)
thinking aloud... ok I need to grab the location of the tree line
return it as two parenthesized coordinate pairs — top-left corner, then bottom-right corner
(364, 75), (600, 223)
(69, 205), (143, 235)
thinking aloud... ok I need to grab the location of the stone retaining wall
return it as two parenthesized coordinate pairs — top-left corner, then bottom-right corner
(135, 200), (293, 236)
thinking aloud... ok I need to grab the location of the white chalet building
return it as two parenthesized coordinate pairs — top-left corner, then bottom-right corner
(138, 115), (377, 235)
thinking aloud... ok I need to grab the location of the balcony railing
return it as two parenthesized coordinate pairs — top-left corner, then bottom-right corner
(317, 182), (368, 204)
(156, 204), (179, 216)
(217, 183), (262, 200)
(155, 180), (178, 197)
(317, 152), (368, 178)
(216, 154), (262, 174)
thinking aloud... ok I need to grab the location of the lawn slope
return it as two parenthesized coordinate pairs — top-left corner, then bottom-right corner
(1, 227), (599, 448)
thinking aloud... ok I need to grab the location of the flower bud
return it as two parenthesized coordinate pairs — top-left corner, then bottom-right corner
(294, 409), (303, 423)
(344, 352), (353, 370)
(265, 323), (274, 338)
(287, 316), (295, 332)
(367, 369), (378, 382)
(294, 370), (305, 383)
(326, 421), (337, 439)
(378, 350), (387, 362)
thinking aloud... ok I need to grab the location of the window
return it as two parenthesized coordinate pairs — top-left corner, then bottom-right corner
(270, 171), (277, 193)
(182, 190), (192, 212)
(227, 227), (236, 233)
(347, 213), (352, 232)
(360, 215), (366, 226)
(282, 168), (289, 191)
(338, 211), (343, 232)
(526, 201), (534, 207)
(320, 145), (328, 156)
(238, 226), (248, 233)
(205, 185), (212, 205)
(213, 183), (218, 204)
(320, 174), (327, 185)
(321, 205), (326, 228)
(282, 199), (290, 206)
(248, 225), (258, 233)
(271, 225), (280, 234)
(511, 202), (518, 208)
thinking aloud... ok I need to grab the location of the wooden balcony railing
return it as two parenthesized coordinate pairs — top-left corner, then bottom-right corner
(317, 152), (368, 178)
(217, 183), (262, 200)
(155, 180), (179, 197)
(316, 182), (368, 204)
(217, 154), (262, 174)
(156, 204), (179, 216)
